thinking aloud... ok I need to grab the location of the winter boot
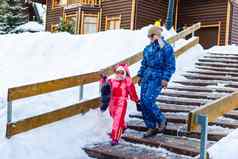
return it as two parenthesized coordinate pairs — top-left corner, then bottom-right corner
(158, 119), (167, 133)
(143, 128), (158, 138)
(111, 140), (119, 146)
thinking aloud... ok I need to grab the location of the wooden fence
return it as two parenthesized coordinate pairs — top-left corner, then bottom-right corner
(188, 91), (238, 132)
(6, 23), (201, 138)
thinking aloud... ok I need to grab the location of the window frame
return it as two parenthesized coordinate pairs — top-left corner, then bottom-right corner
(105, 15), (121, 31)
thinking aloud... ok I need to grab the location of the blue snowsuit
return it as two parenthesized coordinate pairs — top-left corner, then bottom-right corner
(138, 38), (176, 129)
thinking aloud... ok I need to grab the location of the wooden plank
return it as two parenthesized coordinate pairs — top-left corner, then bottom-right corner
(198, 58), (238, 64)
(157, 95), (211, 106)
(162, 90), (226, 100)
(159, 103), (196, 112)
(173, 80), (218, 87)
(196, 65), (238, 73)
(129, 113), (238, 129)
(168, 85), (236, 93)
(8, 52), (143, 101)
(187, 70), (238, 77)
(182, 73), (238, 82)
(196, 61), (238, 68)
(175, 37), (199, 57)
(203, 55), (238, 60)
(208, 52), (238, 56)
(224, 111), (238, 120)
(127, 120), (227, 141)
(187, 91), (238, 132)
(167, 22), (201, 44)
(129, 113), (187, 124)
(6, 97), (100, 138)
(83, 141), (192, 159)
(123, 131), (207, 157)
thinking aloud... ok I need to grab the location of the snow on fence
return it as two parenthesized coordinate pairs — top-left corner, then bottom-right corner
(6, 23), (201, 138)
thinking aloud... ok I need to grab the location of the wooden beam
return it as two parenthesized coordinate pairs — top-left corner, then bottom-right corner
(225, 0), (231, 45)
(174, 0), (179, 31)
(6, 97), (101, 138)
(175, 37), (199, 57)
(188, 91), (238, 132)
(130, 0), (136, 30)
(8, 52), (143, 101)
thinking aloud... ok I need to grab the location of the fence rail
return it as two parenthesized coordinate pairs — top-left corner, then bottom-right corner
(188, 91), (238, 132)
(6, 23), (201, 138)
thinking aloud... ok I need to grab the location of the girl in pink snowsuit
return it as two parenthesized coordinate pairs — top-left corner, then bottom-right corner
(100, 64), (139, 145)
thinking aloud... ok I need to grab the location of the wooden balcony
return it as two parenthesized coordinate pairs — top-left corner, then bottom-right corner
(67, 0), (101, 6)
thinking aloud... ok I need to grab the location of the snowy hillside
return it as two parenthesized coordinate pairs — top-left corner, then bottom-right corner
(1, 26), (237, 159)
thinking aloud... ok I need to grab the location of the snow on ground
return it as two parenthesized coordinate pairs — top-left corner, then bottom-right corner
(208, 45), (238, 54)
(208, 128), (238, 159)
(0, 26), (207, 159)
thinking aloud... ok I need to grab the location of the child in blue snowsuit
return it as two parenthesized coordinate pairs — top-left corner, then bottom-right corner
(138, 26), (176, 137)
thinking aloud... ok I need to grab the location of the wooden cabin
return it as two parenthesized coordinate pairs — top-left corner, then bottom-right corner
(39, 0), (238, 48)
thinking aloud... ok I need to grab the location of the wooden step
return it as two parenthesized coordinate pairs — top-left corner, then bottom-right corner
(84, 141), (192, 159)
(198, 58), (238, 64)
(123, 130), (215, 157)
(182, 73), (238, 82)
(173, 80), (218, 87)
(129, 113), (187, 124)
(211, 118), (238, 129)
(129, 113), (238, 129)
(162, 90), (226, 100)
(224, 111), (238, 120)
(157, 95), (211, 106)
(187, 70), (238, 77)
(204, 55), (238, 60)
(196, 66), (238, 73)
(127, 120), (227, 141)
(159, 103), (196, 112)
(196, 62), (238, 68)
(208, 52), (238, 56)
(174, 79), (238, 88)
(168, 85), (235, 93)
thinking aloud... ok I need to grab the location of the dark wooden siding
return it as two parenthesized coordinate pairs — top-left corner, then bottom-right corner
(231, 1), (238, 45)
(101, 0), (132, 31)
(45, 0), (63, 31)
(135, 0), (168, 29)
(177, 0), (228, 45)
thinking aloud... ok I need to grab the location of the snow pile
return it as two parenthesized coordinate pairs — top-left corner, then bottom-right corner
(208, 45), (238, 54)
(0, 26), (205, 159)
(11, 22), (44, 33)
(208, 128), (238, 159)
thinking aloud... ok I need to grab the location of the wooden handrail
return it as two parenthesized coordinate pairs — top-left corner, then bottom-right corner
(187, 91), (238, 132)
(6, 36), (200, 138)
(7, 22), (201, 102)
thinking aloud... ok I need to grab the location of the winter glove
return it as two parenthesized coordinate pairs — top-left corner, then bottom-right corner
(161, 80), (168, 89)
(136, 100), (142, 112)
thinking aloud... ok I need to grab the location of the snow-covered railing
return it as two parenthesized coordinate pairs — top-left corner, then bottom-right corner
(6, 22), (201, 138)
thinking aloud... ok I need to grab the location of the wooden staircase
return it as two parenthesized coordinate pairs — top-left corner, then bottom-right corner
(83, 52), (238, 159)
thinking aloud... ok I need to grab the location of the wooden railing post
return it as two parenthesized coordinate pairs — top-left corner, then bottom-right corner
(7, 101), (12, 123)
(79, 85), (84, 101)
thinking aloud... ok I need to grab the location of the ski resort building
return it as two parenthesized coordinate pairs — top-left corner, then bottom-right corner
(36, 0), (238, 48)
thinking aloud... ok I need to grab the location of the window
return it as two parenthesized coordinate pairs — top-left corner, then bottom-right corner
(52, 0), (64, 8)
(65, 15), (77, 33)
(105, 16), (121, 30)
(82, 15), (98, 34)
(51, 24), (59, 32)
